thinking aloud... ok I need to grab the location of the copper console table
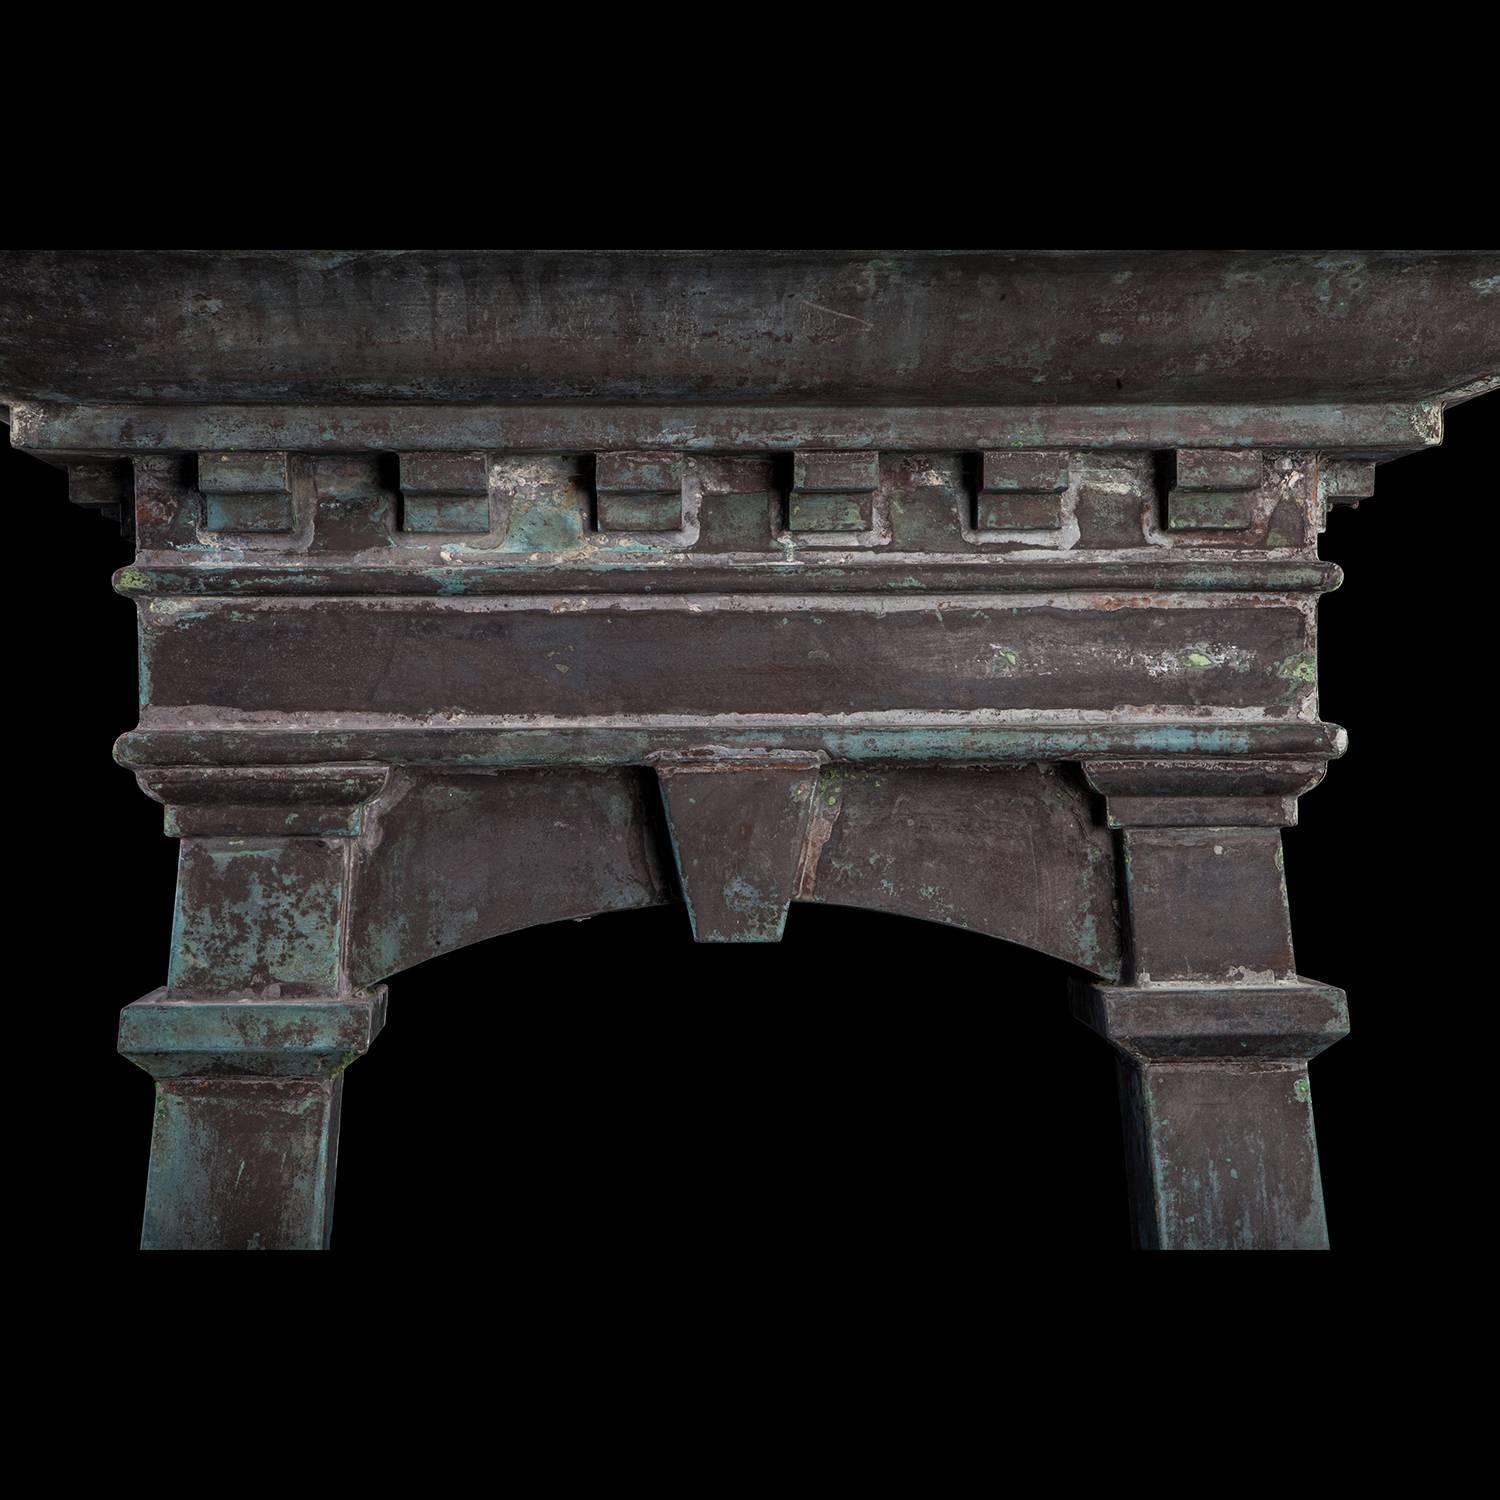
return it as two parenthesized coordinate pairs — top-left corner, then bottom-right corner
(6, 249), (1495, 1249)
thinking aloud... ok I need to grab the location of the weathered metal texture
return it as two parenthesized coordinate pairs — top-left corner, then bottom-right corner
(67, 458), (131, 529)
(134, 766), (387, 999)
(137, 765), (389, 838)
(1071, 980), (1348, 1249)
(1124, 829), (1295, 986)
(595, 451), (685, 532)
(168, 837), (350, 997)
(977, 450), (1070, 531)
(1072, 980), (1349, 1063)
(104, 447), (1336, 569)
(198, 451), (296, 534)
(1119, 1059), (1331, 1251)
(789, 451), (881, 533)
(346, 768), (673, 984)
(399, 452), (491, 534)
(134, 594), (1318, 720)
(1165, 450), (1263, 531)
(7, 248), (1495, 1250)
(118, 989), (386, 1250)
(1083, 758), (1327, 828)
(1073, 751), (1350, 1247)
(340, 759), (1119, 961)
(797, 763), (1118, 975)
(4, 249), (1495, 404)
(115, 720), (1347, 771)
(119, 989), (388, 1076)
(12, 398), (1465, 456)
(657, 753), (820, 941)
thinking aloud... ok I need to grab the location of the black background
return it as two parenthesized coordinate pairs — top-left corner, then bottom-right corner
(21, 385), (1495, 1257)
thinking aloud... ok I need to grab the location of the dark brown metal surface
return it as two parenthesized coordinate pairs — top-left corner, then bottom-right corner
(4, 249), (1494, 405)
(7, 248), (1494, 1251)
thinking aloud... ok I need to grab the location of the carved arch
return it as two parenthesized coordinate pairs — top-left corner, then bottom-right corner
(346, 761), (1121, 986)
(347, 767), (674, 987)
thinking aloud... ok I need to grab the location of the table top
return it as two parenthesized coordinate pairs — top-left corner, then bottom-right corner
(3, 248), (1496, 410)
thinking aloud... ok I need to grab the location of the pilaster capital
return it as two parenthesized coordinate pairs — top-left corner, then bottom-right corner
(134, 764), (389, 837)
(1080, 757), (1330, 828)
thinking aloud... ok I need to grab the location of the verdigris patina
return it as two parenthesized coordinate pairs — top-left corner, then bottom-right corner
(4, 249), (1495, 1250)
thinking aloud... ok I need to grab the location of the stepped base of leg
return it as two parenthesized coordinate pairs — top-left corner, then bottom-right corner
(119, 988), (386, 1250)
(1071, 979), (1347, 1251)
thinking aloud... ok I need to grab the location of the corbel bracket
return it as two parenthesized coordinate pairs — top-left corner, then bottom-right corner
(977, 450), (1069, 530)
(68, 459), (133, 532)
(1165, 450), (1263, 531)
(1322, 459), (1377, 512)
(199, 451), (295, 533)
(595, 451), (684, 531)
(788, 451), (879, 532)
(399, 452), (491, 534)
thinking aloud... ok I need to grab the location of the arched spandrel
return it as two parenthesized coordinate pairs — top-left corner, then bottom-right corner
(347, 767), (674, 988)
(343, 760), (1121, 983)
(795, 763), (1120, 979)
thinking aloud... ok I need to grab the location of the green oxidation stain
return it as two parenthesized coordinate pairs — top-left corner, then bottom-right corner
(711, 872), (786, 942)
(1179, 567), (1235, 588)
(138, 626), (153, 706)
(1278, 653), (1317, 684)
(988, 647), (1019, 673)
(722, 876), (765, 916)
(420, 568), (469, 596)
(1179, 651), (1215, 669)
(358, 911), (411, 985)
(1071, 911), (1100, 969)
(114, 566), (152, 594)
(1293, 1077), (1312, 1104)
(502, 494), (584, 552)
(1149, 727), (1253, 753)
(170, 847), (342, 992)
